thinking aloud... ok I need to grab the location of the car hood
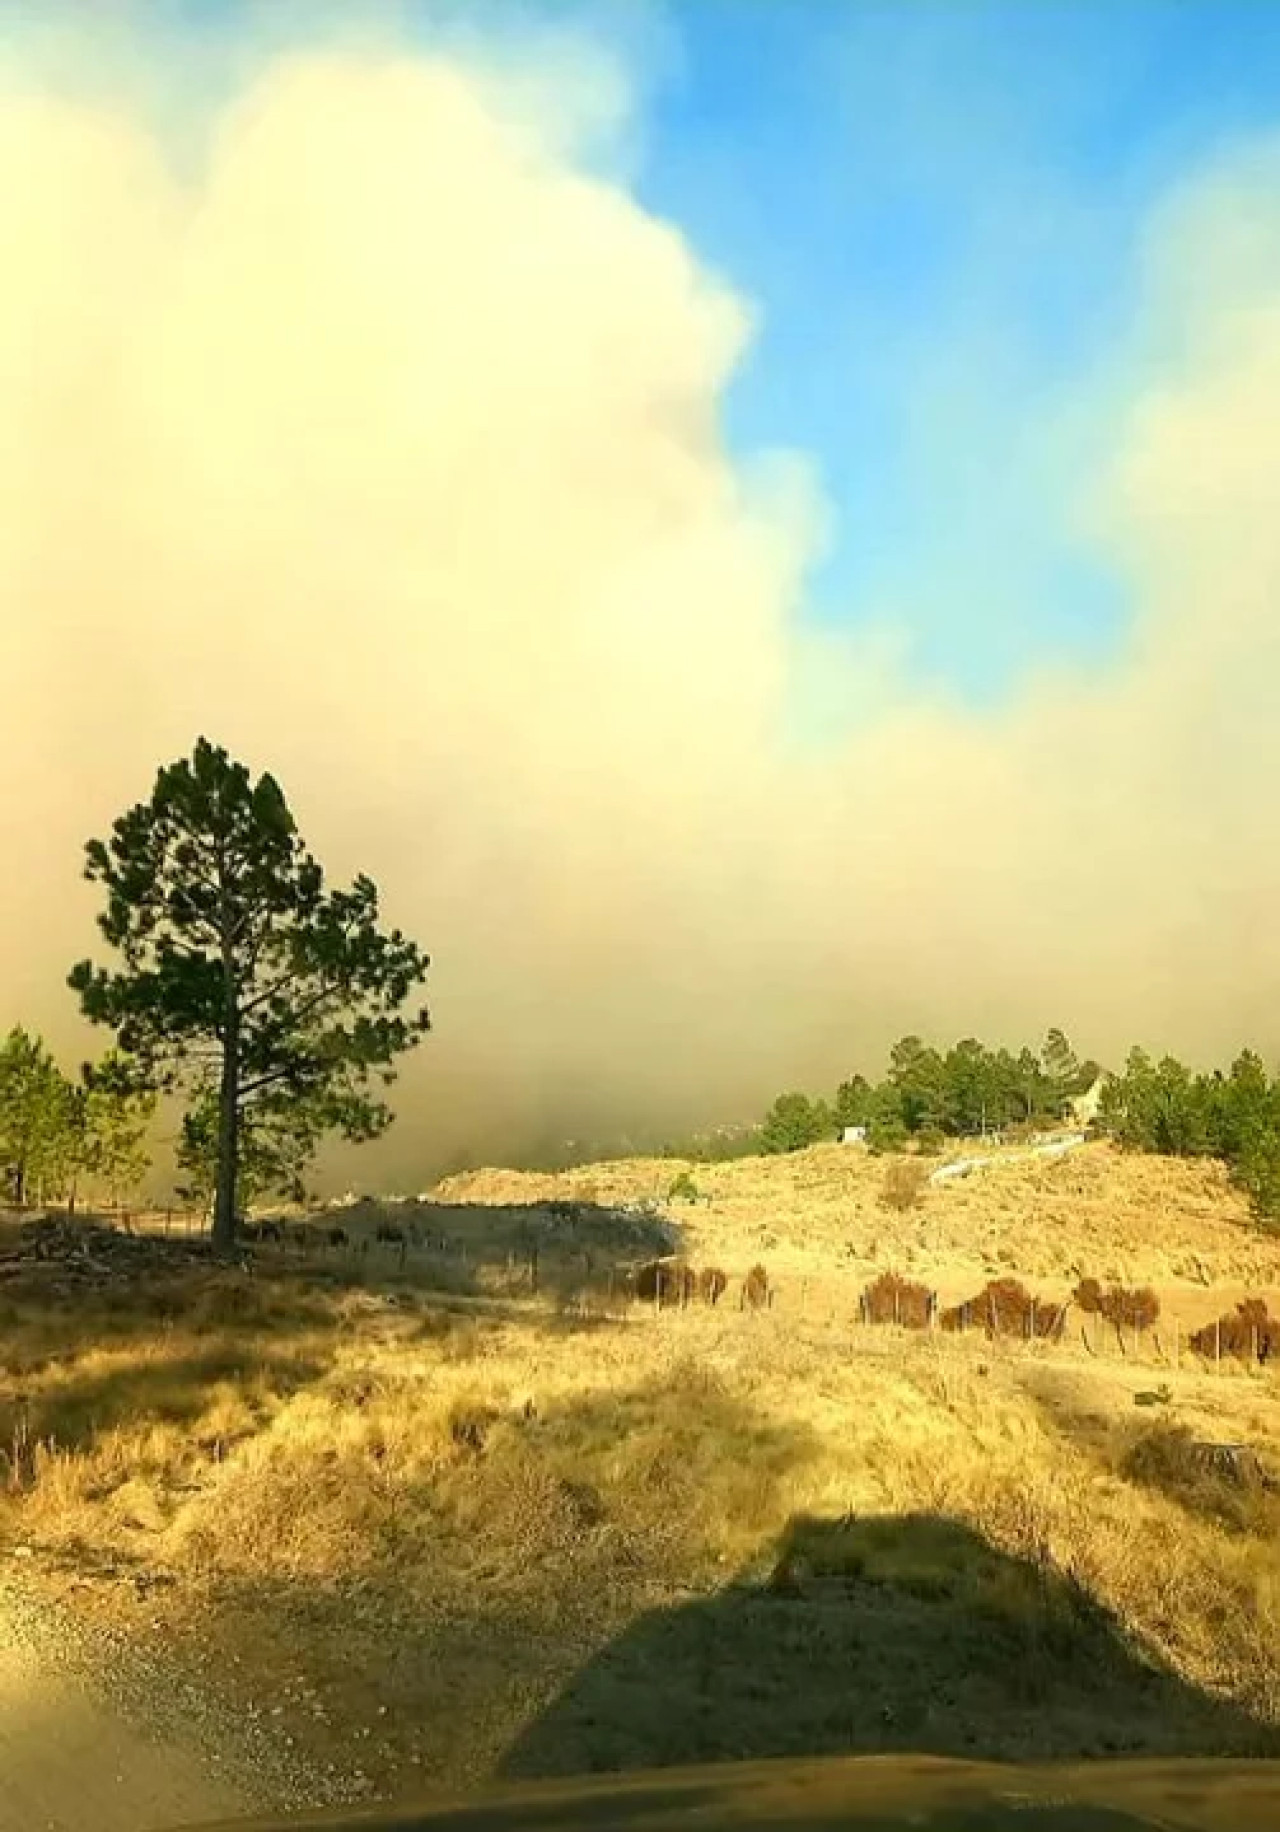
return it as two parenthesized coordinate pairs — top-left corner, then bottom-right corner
(175, 1751), (1280, 1832)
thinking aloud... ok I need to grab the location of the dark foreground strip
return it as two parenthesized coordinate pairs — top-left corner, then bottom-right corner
(169, 1752), (1280, 1832)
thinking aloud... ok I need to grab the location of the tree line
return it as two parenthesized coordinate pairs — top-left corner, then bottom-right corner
(742, 1032), (1280, 1222)
(1097, 1045), (1280, 1217)
(756, 1027), (1098, 1155)
(0, 1028), (154, 1209)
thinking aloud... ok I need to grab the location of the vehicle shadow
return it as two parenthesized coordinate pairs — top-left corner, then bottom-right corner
(501, 1510), (1276, 1781)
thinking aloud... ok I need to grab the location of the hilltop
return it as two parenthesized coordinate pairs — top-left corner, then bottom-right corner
(435, 1138), (1280, 1303)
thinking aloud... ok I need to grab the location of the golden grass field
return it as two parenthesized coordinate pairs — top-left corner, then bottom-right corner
(4, 1139), (1280, 1805)
(436, 1138), (1280, 1298)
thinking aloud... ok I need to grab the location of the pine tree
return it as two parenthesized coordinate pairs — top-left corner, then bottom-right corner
(70, 739), (430, 1249)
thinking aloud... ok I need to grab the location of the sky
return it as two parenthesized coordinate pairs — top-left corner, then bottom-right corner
(3, 0), (1280, 1181)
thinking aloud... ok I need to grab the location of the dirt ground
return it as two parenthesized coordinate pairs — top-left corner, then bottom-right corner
(0, 1572), (260, 1832)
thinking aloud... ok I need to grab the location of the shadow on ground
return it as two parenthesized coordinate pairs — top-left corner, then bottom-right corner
(254, 1198), (684, 1304)
(139, 1377), (819, 1796)
(501, 1511), (1275, 1780)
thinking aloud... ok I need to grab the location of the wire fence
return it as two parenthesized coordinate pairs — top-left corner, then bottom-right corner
(5, 1198), (1275, 1374)
(562, 1262), (1280, 1376)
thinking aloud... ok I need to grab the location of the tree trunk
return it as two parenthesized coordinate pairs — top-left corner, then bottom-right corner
(212, 1021), (240, 1254)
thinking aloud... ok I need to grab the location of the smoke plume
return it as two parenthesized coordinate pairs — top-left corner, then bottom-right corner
(2, 12), (1279, 1181)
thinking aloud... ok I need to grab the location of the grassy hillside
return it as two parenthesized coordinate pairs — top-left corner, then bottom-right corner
(437, 1138), (1280, 1297)
(3, 1146), (1280, 1805)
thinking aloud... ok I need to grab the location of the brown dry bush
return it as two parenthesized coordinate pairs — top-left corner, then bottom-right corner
(940, 1278), (1064, 1339)
(662, 1261), (697, 1308)
(742, 1264), (769, 1310)
(1074, 1277), (1104, 1315)
(1074, 1279), (1160, 1332)
(697, 1266), (727, 1307)
(634, 1259), (696, 1308)
(880, 1157), (930, 1213)
(1190, 1299), (1280, 1363)
(860, 1270), (934, 1329)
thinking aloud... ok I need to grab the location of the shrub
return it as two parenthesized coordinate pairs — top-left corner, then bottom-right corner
(940, 1278), (1064, 1339)
(1074, 1277), (1104, 1315)
(1108, 1286), (1160, 1332)
(880, 1158), (930, 1212)
(667, 1171), (700, 1204)
(634, 1258), (696, 1307)
(1123, 1421), (1277, 1529)
(1073, 1279), (1160, 1332)
(697, 1266), (727, 1307)
(742, 1264), (770, 1310)
(1190, 1299), (1280, 1362)
(860, 1271), (934, 1329)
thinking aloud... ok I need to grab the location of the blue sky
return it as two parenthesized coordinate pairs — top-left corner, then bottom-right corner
(613, 1), (1280, 701)
(54, 0), (1280, 704)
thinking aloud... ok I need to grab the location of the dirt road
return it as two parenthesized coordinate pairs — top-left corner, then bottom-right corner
(0, 1574), (257, 1832)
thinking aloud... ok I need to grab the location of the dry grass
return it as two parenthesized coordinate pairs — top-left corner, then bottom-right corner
(5, 1145), (1280, 1797)
(437, 1140), (1280, 1308)
(4, 1268), (1280, 1789)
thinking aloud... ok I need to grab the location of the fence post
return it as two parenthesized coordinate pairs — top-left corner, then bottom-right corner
(1253, 1325), (1260, 1367)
